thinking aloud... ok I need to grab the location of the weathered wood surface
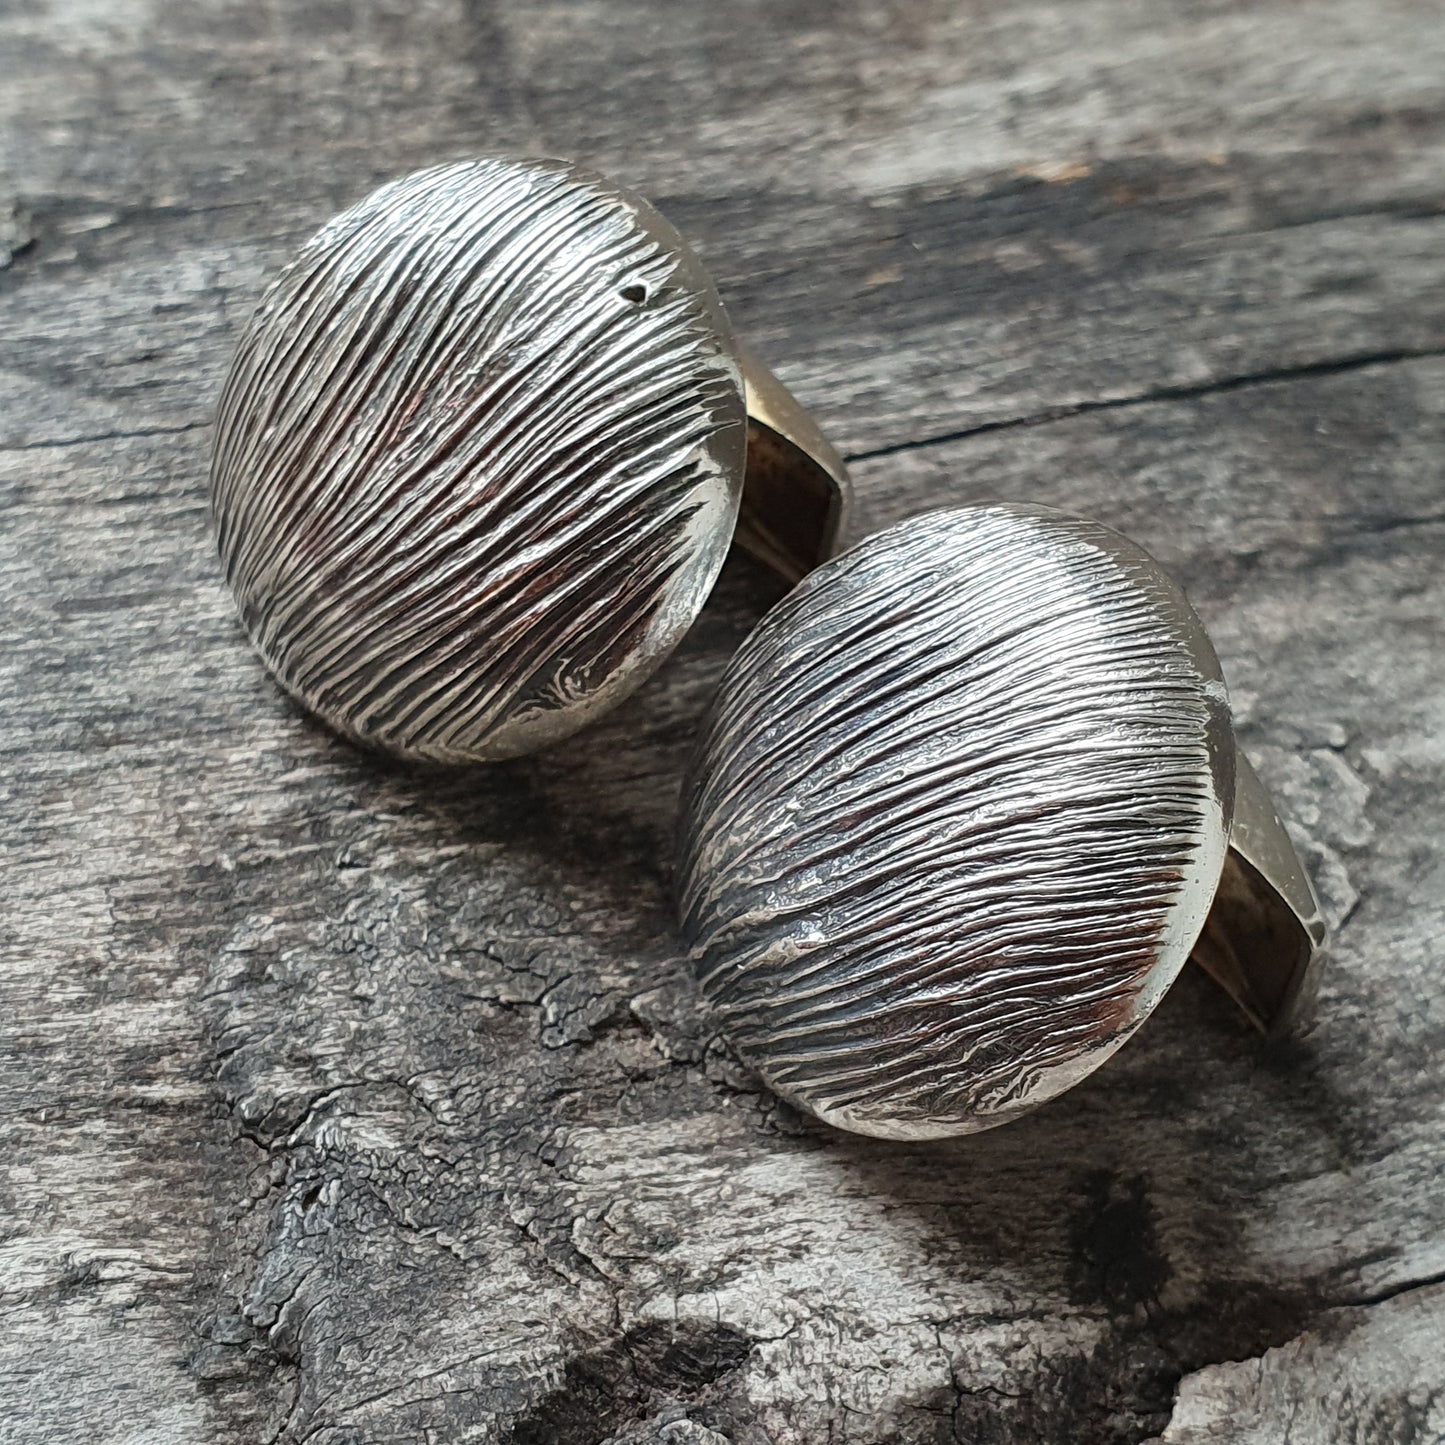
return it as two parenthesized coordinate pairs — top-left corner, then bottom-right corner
(2, 2), (1443, 1442)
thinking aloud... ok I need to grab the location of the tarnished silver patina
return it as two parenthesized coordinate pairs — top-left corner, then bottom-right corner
(678, 504), (1325, 1139)
(211, 158), (848, 762)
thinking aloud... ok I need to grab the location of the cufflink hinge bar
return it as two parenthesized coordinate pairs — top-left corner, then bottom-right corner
(736, 342), (852, 583)
(1193, 751), (1328, 1037)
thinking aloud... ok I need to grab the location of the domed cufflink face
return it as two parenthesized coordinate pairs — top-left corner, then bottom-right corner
(677, 504), (1326, 1140)
(211, 158), (849, 762)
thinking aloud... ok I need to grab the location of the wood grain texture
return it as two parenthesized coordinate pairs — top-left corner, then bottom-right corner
(2, 2), (1442, 1443)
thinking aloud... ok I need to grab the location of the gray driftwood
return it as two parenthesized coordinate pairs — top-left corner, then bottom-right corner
(2, 3), (1443, 1442)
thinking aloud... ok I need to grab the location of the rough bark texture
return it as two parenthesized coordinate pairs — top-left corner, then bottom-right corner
(2, 3), (1443, 1443)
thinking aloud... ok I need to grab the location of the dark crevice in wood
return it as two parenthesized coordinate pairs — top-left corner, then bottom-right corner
(1336, 1266), (1445, 1313)
(1, 419), (208, 452)
(502, 1322), (755, 1445)
(845, 344), (1445, 464)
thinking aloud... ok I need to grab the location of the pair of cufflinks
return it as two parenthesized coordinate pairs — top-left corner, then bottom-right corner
(210, 157), (1325, 1141)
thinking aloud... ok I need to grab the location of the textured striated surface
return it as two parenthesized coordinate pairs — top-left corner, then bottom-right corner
(679, 505), (1234, 1138)
(211, 158), (745, 762)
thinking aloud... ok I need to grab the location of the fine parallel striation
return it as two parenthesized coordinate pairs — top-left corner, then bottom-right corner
(678, 504), (1234, 1138)
(211, 158), (745, 762)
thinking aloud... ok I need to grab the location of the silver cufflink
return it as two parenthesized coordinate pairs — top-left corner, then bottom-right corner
(211, 157), (848, 762)
(677, 503), (1326, 1138)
